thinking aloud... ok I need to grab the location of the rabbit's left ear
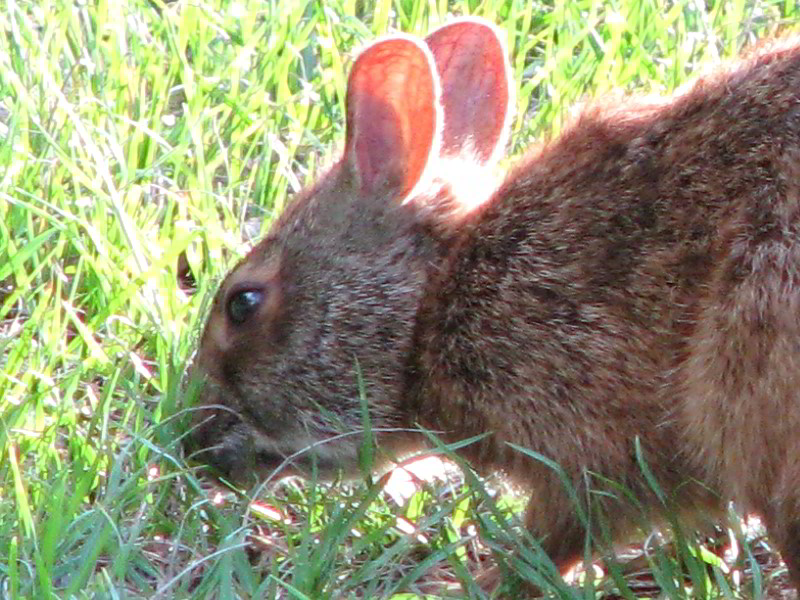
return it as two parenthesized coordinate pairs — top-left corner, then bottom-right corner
(425, 18), (514, 165)
(344, 36), (441, 200)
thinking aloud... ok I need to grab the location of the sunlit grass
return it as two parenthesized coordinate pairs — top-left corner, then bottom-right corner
(1, 0), (798, 597)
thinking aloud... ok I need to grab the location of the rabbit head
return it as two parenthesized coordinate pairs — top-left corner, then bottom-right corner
(185, 19), (512, 483)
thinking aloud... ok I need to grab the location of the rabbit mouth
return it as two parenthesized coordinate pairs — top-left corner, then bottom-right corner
(184, 422), (295, 484)
(185, 410), (363, 484)
(246, 426), (364, 480)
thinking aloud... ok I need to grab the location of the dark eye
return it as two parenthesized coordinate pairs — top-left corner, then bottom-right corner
(226, 289), (264, 325)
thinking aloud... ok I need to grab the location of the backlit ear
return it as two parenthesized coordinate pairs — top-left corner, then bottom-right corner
(425, 18), (513, 164)
(344, 37), (441, 200)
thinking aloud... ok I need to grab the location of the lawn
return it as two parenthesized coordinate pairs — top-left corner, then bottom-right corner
(2, 0), (799, 597)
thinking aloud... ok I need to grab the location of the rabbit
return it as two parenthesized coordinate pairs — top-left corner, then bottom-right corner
(185, 17), (800, 594)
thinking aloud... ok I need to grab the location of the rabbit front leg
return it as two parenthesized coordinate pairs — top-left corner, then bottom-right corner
(475, 487), (587, 598)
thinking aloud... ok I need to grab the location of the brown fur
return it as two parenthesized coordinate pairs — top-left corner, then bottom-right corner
(186, 23), (800, 592)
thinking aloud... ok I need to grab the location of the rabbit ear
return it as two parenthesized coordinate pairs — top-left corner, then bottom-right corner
(425, 18), (513, 164)
(344, 37), (440, 200)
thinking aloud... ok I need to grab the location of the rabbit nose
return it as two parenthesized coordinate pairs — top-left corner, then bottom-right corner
(183, 409), (257, 482)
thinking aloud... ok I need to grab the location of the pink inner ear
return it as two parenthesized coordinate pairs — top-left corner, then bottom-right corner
(345, 38), (438, 199)
(426, 21), (511, 163)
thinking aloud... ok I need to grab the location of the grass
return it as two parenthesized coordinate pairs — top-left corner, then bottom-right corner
(2, 0), (799, 597)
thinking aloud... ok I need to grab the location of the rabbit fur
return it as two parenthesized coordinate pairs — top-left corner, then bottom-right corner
(186, 19), (800, 592)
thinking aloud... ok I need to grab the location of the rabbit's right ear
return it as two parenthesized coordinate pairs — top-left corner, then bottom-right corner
(425, 18), (513, 165)
(344, 37), (440, 200)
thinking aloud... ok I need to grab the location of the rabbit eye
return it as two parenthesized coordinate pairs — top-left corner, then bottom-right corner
(227, 289), (264, 325)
